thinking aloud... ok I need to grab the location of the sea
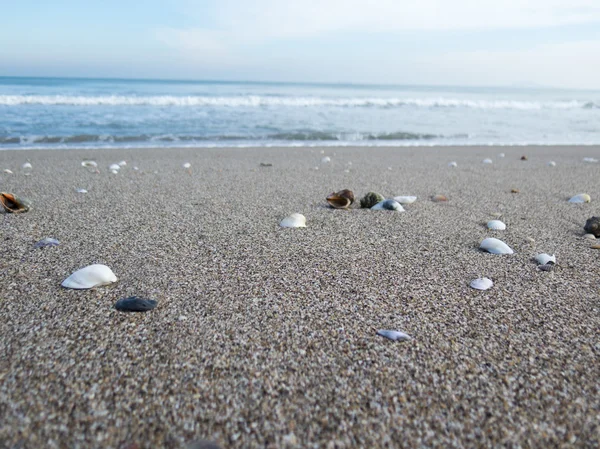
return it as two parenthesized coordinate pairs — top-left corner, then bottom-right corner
(1, 76), (599, 150)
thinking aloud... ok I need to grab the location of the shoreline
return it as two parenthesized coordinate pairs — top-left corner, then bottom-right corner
(1, 145), (599, 448)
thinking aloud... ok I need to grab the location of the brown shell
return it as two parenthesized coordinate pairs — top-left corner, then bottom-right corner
(0, 192), (32, 213)
(327, 189), (355, 209)
(431, 194), (448, 202)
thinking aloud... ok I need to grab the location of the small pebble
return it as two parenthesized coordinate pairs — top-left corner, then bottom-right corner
(432, 194), (448, 202)
(114, 297), (157, 312)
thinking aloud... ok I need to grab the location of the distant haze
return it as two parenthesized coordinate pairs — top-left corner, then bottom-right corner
(2, 0), (600, 89)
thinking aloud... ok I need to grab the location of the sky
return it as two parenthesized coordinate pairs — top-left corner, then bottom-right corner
(2, 0), (600, 89)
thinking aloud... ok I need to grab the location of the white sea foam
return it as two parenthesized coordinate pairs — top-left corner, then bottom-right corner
(0, 94), (594, 110)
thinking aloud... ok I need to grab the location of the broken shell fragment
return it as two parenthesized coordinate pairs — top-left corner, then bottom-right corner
(487, 220), (506, 230)
(34, 237), (60, 248)
(0, 193), (32, 213)
(360, 192), (385, 208)
(470, 277), (493, 290)
(393, 195), (417, 204)
(377, 330), (411, 342)
(3, 169), (13, 174)
(115, 296), (157, 312)
(371, 199), (404, 211)
(535, 253), (556, 265)
(480, 237), (514, 255)
(61, 264), (117, 289)
(584, 216), (600, 237)
(568, 193), (591, 203)
(280, 213), (306, 228)
(326, 189), (354, 209)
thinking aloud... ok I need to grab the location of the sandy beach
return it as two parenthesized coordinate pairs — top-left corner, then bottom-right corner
(0, 145), (599, 449)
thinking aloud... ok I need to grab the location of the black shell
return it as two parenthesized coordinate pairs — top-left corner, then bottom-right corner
(115, 296), (157, 312)
(584, 216), (600, 237)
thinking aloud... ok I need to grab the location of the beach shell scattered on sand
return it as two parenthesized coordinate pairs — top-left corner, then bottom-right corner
(0, 193), (32, 213)
(326, 189), (354, 209)
(183, 162), (191, 169)
(448, 161), (458, 167)
(583, 157), (598, 163)
(498, 153), (505, 158)
(61, 264), (117, 289)
(81, 160), (97, 168)
(431, 194), (448, 202)
(118, 160), (127, 167)
(76, 188), (88, 194)
(480, 237), (514, 255)
(538, 264), (554, 272)
(377, 330), (411, 342)
(115, 296), (157, 312)
(521, 155), (528, 161)
(280, 213), (306, 228)
(34, 237), (60, 248)
(483, 158), (493, 164)
(22, 162), (32, 169)
(584, 216), (600, 237)
(393, 195), (417, 204)
(360, 192), (385, 208)
(3, 169), (13, 174)
(568, 193), (591, 203)
(371, 199), (404, 211)
(548, 161), (556, 167)
(109, 163), (121, 171)
(535, 253), (556, 265)
(321, 156), (331, 163)
(487, 220), (506, 230)
(470, 277), (493, 290)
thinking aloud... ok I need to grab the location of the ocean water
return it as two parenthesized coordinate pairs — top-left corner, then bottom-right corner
(1, 76), (599, 150)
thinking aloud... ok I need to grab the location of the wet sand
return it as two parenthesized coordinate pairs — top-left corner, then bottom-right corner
(0, 145), (599, 448)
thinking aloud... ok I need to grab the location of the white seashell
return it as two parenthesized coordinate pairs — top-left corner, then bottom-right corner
(76, 188), (88, 194)
(535, 253), (556, 265)
(109, 164), (121, 171)
(280, 213), (306, 228)
(22, 162), (32, 169)
(81, 160), (97, 168)
(470, 277), (493, 290)
(483, 158), (493, 164)
(480, 237), (514, 255)
(584, 233), (596, 240)
(498, 153), (505, 158)
(568, 193), (591, 203)
(487, 220), (506, 230)
(448, 161), (458, 167)
(4, 169), (13, 174)
(118, 160), (127, 167)
(110, 169), (119, 174)
(61, 264), (117, 289)
(183, 162), (191, 169)
(321, 156), (331, 163)
(133, 166), (139, 171)
(548, 161), (556, 167)
(377, 329), (411, 341)
(583, 157), (598, 163)
(393, 195), (417, 204)
(371, 199), (404, 211)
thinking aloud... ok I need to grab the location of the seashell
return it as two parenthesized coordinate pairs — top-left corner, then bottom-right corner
(81, 160), (97, 168)
(133, 166), (139, 171)
(118, 160), (127, 167)
(61, 264), (117, 289)
(321, 156), (331, 163)
(583, 157), (598, 163)
(483, 158), (493, 164)
(591, 244), (600, 249)
(548, 161), (556, 167)
(511, 188), (519, 194)
(584, 233), (596, 240)
(498, 153), (505, 158)
(22, 162), (32, 169)
(480, 237), (514, 255)
(326, 189), (354, 209)
(183, 162), (191, 169)
(115, 296), (157, 312)
(259, 162), (273, 167)
(280, 213), (306, 228)
(110, 169), (119, 174)
(448, 161), (458, 167)
(34, 237), (60, 248)
(487, 220), (506, 230)
(393, 195), (417, 204)
(538, 264), (554, 271)
(371, 199), (404, 211)
(535, 253), (556, 265)
(76, 188), (88, 193)
(520, 155), (528, 161)
(377, 329), (411, 342)
(0, 192), (32, 213)
(3, 169), (13, 174)
(109, 163), (121, 171)
(470, 277), (493, 290)
(431, 194), (448, 202)
(360, 192), (385, 208)
(568, 193), (591, 203)
(583, 216), (600, 237)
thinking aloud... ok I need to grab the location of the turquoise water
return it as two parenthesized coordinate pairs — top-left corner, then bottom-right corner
(1, 76), (599, 149)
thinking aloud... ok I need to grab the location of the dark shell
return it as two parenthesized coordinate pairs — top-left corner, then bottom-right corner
(326, 189), (354, 209)
(115, 296), (157, 312)
(521, 155), (528, 160)
(584, 216), (600, 237)
(360, 192), (384, 208)
(34, 237), (60, 248)
(538, 264), (554, 272)
(0, 192), (32, 213)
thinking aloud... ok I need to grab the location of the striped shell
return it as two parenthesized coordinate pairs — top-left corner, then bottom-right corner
(487, 220), (506, 230)
(280, 213), (306, 228)
(535, 253), (556, 265)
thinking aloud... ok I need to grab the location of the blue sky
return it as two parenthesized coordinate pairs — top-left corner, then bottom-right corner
(2, 0), (600, 88)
